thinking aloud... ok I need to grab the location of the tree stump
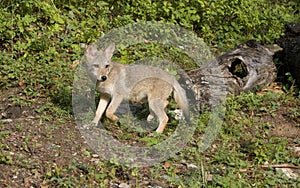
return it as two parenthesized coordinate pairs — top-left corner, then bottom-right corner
(276, 22), (300, 86)
(185, 40), (282, 110)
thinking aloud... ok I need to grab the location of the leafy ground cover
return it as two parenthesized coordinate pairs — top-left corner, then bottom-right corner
(0, 0), (299, 187)
(0, 83), (299, 187)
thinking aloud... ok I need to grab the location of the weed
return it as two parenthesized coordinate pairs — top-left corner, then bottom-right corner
(0, 0), (299, 187)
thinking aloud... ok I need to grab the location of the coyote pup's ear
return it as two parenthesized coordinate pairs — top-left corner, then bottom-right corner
(104, 43), (115, 59)
(85, 44), (99, 62)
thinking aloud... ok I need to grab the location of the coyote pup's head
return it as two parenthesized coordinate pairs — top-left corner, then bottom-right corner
(85, 43), (115, 82)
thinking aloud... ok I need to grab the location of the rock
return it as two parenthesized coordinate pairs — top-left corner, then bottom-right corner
(187, 163), (198, 170)
(119, 182), (131, 188)
(92, 154), (99, 158)
(276, 168), (299, 180)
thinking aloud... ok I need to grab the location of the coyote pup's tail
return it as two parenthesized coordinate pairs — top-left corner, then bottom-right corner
(173, 82), (190, 122)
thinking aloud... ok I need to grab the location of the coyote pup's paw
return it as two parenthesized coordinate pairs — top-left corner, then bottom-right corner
(106, 114), (119, 123)
(147, 114), (155, 122)
(91, 119), (99, 125)
(91, 121), (98, 126)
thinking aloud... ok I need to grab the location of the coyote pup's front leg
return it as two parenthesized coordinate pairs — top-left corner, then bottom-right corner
(105, 95), (124, 122)
(92, 94), (110, 124)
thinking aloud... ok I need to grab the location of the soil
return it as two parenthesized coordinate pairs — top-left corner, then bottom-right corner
(0, 88), (92, 187)
(0, 87), (299, 187)
(0, 87), (170, 187)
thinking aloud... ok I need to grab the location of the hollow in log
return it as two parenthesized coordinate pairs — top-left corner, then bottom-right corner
(185, 40), (282, 110)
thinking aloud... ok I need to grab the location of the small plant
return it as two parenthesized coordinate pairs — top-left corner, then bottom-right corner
(0, 0), (299, 187)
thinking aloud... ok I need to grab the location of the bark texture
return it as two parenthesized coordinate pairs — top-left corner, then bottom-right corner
(185, 40), (282, 110)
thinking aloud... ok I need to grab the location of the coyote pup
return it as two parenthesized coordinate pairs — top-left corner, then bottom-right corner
(85, 43), (190, 133)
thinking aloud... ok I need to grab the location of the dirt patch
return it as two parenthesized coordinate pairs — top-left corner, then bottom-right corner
(257, 83), (300, 139)
(0, 88), (170, 187)
(0, 88), (93, 187)
(269, 121), (299, 139)
(260, 109), (300, 139)
(1, 87), (299, 187)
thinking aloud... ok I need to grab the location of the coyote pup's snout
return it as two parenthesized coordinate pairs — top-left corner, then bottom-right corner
(85, 43), (190, 133)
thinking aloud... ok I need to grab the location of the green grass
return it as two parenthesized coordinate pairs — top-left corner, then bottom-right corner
(1, 0), (299, 187)
(2, 90), (299, 187)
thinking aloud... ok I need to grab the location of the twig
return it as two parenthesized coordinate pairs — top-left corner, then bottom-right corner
(25, 142), (34, 155)
(239, 164), (300, 173)
(239, 169), (254, 173)
(260, 164), (300, 169)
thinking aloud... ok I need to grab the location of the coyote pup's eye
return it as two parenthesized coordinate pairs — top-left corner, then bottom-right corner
(105, 65), (110, 68)
(93, 64), (99, 68)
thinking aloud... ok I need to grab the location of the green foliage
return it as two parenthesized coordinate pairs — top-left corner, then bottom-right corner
(0, 0), (110, 101)
(224, 92), (298, 165)
(108, 0), (298, 48)
(0, 2), (299, 186)
(1, 0), (298, 102)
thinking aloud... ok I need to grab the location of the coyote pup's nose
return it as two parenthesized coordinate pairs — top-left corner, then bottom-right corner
(101, 76), (107, 81)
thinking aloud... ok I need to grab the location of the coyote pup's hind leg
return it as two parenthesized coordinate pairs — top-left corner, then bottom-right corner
(149, 99), (169, 133)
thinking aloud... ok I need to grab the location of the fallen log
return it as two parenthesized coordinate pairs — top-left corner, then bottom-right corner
(184, 40), (282, 110)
